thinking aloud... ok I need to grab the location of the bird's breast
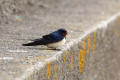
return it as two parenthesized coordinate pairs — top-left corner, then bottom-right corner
(47, 38), (66, 48)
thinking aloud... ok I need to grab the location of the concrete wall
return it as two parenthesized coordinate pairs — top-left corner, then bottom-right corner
(19, 14), (120, 80)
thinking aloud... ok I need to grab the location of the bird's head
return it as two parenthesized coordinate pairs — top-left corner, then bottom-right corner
(58, 28), (67, 37)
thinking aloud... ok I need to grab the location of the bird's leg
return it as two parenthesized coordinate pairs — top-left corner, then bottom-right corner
(52, 48), (61, 51)
(53, 48), (57, 50)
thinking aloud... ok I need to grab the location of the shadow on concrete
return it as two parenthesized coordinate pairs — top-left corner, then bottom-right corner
(27, 47), (61, 51)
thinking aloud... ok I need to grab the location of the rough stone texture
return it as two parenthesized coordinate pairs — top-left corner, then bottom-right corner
(0, 0), (120, 80)
(26, 16), (120, 80)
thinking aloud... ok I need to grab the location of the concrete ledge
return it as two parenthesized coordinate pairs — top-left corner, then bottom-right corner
(15, 13), (120, 80)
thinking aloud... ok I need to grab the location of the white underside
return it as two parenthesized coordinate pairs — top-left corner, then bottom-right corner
(47, 38), (66, 48)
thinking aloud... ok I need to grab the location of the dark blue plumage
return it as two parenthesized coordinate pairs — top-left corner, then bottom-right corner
(22, 28), (67, 46)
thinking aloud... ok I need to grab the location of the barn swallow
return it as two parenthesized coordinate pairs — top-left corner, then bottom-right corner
(22, 28), (67, 49)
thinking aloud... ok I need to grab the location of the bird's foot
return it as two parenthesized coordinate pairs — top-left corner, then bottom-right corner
(52, 48), (61, 51)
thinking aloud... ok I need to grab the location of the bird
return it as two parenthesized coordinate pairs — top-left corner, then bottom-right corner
(22, 28), (67, 49)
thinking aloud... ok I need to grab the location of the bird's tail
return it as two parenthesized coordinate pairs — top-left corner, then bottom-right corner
(22, 39), (44, 46)
(22, 42), (35, 46)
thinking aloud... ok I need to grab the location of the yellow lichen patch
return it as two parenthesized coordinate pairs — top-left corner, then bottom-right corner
(83, 49), (86, 58)
(69, 52), (74, 69)
(63, 50), (69, 62)
(82, 41), (86, 57)
(82, 41), (86, 50)
(94, 31), (96, 41)
(79, 49), (83, 73)
(79, 41), (86, 73)
(54, 64), (57, 80)
(93, 32), (96, 53)
(88, 34), (91, 54)
(46, 61), (51, 79)
(82, 50), (85, 70)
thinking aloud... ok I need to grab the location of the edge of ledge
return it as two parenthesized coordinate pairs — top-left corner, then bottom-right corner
(15, 12), (120, 80)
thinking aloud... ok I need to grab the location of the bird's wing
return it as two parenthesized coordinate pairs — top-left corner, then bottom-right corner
(22, 31), (64, 46)
(22, 38), (44, 46)
(42, 34), (63, 45)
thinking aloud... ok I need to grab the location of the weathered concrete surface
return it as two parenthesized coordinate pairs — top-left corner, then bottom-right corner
(0, 0), (120, 80)
(14, 14), (120, 80)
